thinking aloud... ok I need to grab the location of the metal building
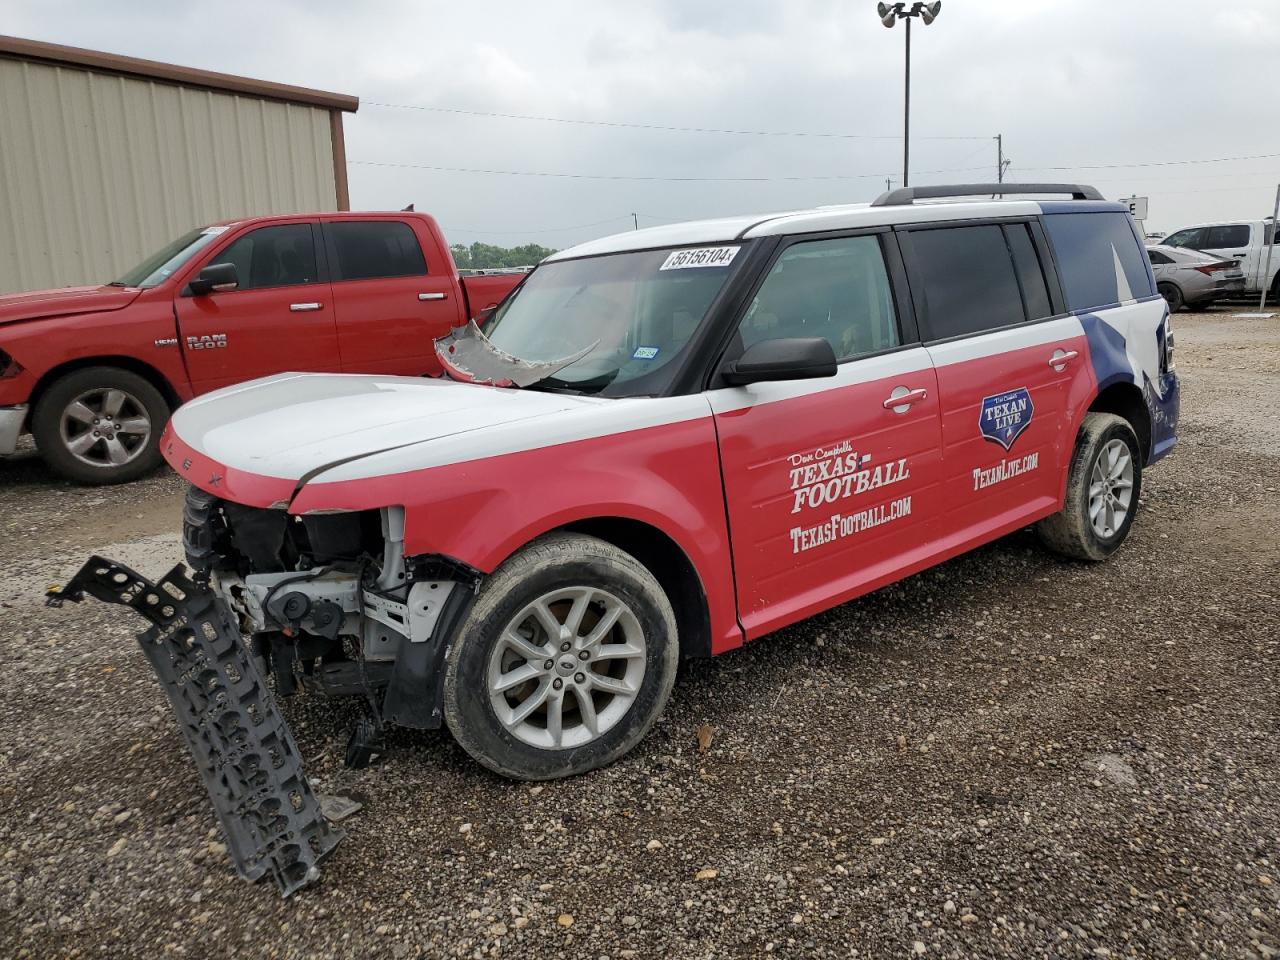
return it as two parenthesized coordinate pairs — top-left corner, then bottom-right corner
(0, 35), (359, 293)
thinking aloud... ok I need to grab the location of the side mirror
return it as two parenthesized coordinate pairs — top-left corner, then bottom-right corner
(187, 262), (239, 296)
(721, 337), (837, 386)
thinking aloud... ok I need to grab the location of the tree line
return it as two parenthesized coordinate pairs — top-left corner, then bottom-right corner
(451, 242), (558, 270)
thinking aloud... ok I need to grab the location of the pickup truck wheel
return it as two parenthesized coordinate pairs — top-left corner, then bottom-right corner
(1036, 413), (1143, 562)
(31, 367), (168, 485)
(443, 532), (678, 780)
(1157, 282), (1184, 312)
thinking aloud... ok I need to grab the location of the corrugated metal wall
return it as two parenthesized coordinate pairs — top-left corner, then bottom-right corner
(0, 56), (339, 293)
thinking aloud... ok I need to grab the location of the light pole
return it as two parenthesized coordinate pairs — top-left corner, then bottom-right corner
(877, 2), (942, 188)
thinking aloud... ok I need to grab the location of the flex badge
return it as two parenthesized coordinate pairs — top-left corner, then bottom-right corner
(979, 387), (1033, 450)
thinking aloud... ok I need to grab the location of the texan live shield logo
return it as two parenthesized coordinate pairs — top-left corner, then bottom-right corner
(979, 387), (1034, 450)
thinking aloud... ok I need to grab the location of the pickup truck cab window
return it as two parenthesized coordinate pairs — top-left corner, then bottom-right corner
(1163, 227), (1204, 250)
(217, 223), (320, 290)
(325, 220), (428, 281)
(738, 235), (899, 361)
(1202, 224), (1250, 250)
(482, 245), (744, 396)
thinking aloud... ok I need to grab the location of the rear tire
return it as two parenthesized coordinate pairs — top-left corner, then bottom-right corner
(1157, 282), (1184, 312)
(1037, 413), (1143, 562)
(31, 366), (169, 485)
(443, 532), (678, 780)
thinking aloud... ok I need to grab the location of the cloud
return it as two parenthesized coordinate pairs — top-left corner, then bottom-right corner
(8, 0), (1280, 246)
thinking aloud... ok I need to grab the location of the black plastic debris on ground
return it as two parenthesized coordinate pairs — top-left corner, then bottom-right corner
(47, 556), (343, 896)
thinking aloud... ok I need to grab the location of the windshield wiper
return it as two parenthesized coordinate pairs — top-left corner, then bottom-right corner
(532, 370), (619, 395)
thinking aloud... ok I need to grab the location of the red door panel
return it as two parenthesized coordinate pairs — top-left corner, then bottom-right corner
(925, 318), (1097, 550)
(710, 348), (943, 640)
(322, 219), (465, 376)
(330, 274), (461, 375)
(174, 221), (339, 394)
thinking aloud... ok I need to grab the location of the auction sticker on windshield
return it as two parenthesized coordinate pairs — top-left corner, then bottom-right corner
(659, 246), (741, 270)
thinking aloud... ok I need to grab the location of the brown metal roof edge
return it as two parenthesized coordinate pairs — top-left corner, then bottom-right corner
(0, 34), (359, 112)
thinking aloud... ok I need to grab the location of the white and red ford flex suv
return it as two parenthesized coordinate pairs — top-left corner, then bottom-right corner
(160, 184), (1179, 781)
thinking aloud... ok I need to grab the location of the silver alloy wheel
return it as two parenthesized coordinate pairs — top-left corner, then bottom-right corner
(58, 388), (152, 469)
(487, 586), (647, 750)
(1088, 438), (1134, 539)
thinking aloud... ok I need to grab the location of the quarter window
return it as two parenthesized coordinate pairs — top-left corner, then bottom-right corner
(1202, 224), (1250, 249)
(1004, 224), (1053, 321)
(1043, 212), (1155, 310)
(909, 224), (1026, 339)
(326, 221), (428, 281)
(737, 236), (899, 361)
(1147, 249), (1173, 265)
(215, 224), (318, 290)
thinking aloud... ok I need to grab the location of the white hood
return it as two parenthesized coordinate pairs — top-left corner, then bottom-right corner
(171, 373), (598, 481)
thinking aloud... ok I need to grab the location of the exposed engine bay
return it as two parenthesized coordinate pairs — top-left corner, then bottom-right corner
(182, 487), (480, 739)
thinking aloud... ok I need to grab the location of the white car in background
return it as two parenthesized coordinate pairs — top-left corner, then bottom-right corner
(1161, 220), (1279, 302)
(1146, 243), (1244, 311)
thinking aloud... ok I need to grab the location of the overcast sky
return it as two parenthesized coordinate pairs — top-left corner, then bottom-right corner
(8, 0), (1280, 249)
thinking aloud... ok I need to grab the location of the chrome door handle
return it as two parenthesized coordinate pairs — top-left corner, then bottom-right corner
(1048, 349), (1079, 369)
(418, 292), (447, 301)
(290, 302), (323, 312)
(883, 387), (928, 411)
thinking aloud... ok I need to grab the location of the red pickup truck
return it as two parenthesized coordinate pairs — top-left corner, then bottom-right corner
(0, 211), (523, 483)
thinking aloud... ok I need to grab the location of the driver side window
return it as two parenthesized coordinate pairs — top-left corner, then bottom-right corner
(738, 235), (899, 361)
(1163, 228), (1204, 250)
(214, 224), (319, 291)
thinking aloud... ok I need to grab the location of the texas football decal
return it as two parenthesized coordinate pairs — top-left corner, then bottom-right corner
(979, 387), (1034, 450)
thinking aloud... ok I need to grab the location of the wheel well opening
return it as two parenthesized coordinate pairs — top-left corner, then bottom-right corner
(1089, 382), (1150, 462)
(28, 356), (180, 420)
(562, 518), (713, 660)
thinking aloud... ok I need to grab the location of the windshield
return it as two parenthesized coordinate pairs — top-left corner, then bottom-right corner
(112, 226), (228, 288)
(480, 244), (745, 396)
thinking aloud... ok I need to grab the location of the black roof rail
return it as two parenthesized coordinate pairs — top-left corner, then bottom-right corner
(870, 183), (1104, 207)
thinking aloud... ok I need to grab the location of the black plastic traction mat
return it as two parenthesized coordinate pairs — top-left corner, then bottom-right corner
(46, 556), (343, 896)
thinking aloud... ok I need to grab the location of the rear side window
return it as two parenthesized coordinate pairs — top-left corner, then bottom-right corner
(216, 223), (318, 290)
(1147, 249), (1173, 265)
(1044, 212), (1154, 310)
(738, 235), (899, 361)
(326, 221), (428, 281)
(1203, 224), (1250, 249)
(908, 225), (1025, 339)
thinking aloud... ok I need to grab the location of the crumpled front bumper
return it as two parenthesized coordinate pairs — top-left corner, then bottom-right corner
(0, 404), (27, 456)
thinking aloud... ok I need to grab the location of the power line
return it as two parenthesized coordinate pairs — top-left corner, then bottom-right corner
(362, 101), (990, 141)
(348, 159), (992, 183)
(1017, 150), (1280, 172)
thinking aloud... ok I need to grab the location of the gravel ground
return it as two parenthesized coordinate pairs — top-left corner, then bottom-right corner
(1, 308), (1277, 960)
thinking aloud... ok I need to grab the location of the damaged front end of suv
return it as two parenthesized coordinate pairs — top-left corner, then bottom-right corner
(47, 488), (483, 896)
(182, 488), (479, 744)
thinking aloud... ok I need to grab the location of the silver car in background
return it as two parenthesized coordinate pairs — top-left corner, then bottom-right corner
(1146, 243), (1244, 311)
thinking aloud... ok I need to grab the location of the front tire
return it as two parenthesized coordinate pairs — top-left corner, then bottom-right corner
(31, 366), (169, 485)
(1037, 413), (1143, 561)
(443, 533), (678, 780)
